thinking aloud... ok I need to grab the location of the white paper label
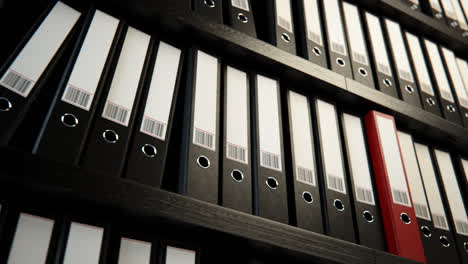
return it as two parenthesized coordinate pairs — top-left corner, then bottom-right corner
(414, 143), (450, 230)
(460, 0), (468, 23)
(257, 75), (282, 171)
(385, 19), (414, 83)
(8, 214), (54, 264)
(434, 149), (468, 236)
(61, 10), (119, 111)
(118, 238), (151, 264)
(0, 2), (80, 97)
(226, 66), (249, 164)
(102, 27), (150, 126)
(343, 2), (369, 66)
(424, 39), (455, 103)
(456, 58), (468, 96)
(324, 0), (347, 56)
(316, 100), (347, 194)
(231, 0), (250, 11)
(192, 51), (219, 151)
(288, 91), (317, 187)
(441, 0), (457, 19)
(275, 0), (293, 32)
(140, 42), (181, 141)
(441, 47), (468, 108)
(397, 132), (430, 220)
(342, 113), (375, 205)
(430, 0), (443, 12)
(63, 222), (104, 264)
(405, 32), (435, 96)
(452, 0), (468, 30)
(375, 115), (412, 207)
(365, 12), (392, 76)
(303, 0), (323, 45)
(165, 246), (196, 264)
(462, 158), (468, 186)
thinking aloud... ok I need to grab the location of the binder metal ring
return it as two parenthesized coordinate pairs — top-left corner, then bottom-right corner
(450, 21), (458, 28)
(336, 58), (346, 67)
(435, 13), (443, 19)
(281, 33), (291, 43)
(266, 177), (279, 189)
(400, 213), (411, 224)
(0, 97), (12, 111)
(421, 226), (432, 238)
(464, 242), (468, 252)
(333, 199), (344, 211)
(102, 129), (119, 144)
(358, 68), (368, 77)
(204, 0), (215, 8)
(363, 211), (374, 222)
(383, 78), (392, 87)
(465, 113), (468, 119)
(231, 169), (244, 182)
(426, 98), (435, 106)
(440, 236), (450, 247)
(237, 13), (248, 23)
(302, 192), (313, 204)
(61, 113), (79, 128)
(141, 144), (157, 157)
(410, 4), (418, 10)
(312, 47), (322, 56)
(405, 85), (414, 94)
(447, 105), (456, 113)
(197, 155), (211, 169)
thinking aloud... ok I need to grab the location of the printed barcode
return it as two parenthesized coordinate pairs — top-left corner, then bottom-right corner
(261, 151), (281, 171)
(328, 174), (345, 193)
(433, 214), (449, 230)
(296, 166), (315, 186)
(399, 69), (414, 82)
(103, 102), (129, 125)
(455, 220), (468, 236)
(227, 143), (247, 163)
(308, 31), (322, 45)
(278, 16), (292, 32)
(141, 117), (166, 140)
(356, 187), (375, 205)
(194, 128), (215, 150)
(377, 63), (392, 76)
(414, 203), (430, 220)
(231, 0), (249, 11)
(331, 42), (346, 56)
(352, 52), (368, 66)
(392, 189), (411, 206)
(63, 85), (92, 110)
(1, 70), (33, 96)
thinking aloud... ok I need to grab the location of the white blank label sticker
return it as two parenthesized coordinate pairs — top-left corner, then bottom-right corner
(429, 0), (443, 12)
(405, 32), (434, 96)
(8, 214), (54, 264)
(323, 0), (347, 56)
(385, 19), (414, 83)
(118, 238), (151, 264)
(441, 0), (457, 19)
(63, 222), (103, 264)
(441, 47), (468, 108)
(275, 0), (293, 32)
(456, 58), (468, 96)
(365, 12), (392, 76)
(452, 0), (468, 30)
(165, 246), (196, 264)
(231, 0), (250, 11)
(303, 0), (323, 45)
(424, 39), (455, 103)
(0, 1), (80, 97)
(343, 2), (369, 66)
(462, 158), (468, 186)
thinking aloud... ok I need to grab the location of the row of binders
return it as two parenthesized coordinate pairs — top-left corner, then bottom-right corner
(200, 0), (468, 127)
(1, 1), (468, 263)
(0, 204), (198, 263)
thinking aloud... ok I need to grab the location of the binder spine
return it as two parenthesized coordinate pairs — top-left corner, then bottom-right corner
(224, 0), (256, 38)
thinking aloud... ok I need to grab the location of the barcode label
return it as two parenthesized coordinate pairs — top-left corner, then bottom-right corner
(331, 42), (346, 56)
(261, 151), (281, 171)
(352, 52), (368, 66)
(414, 203), (431, 220)
(392, 189), (411, 206)
(141, 117), (166, 140)
(1, 70), (34, 97)
(399, 69), (414, 82)
(103, 102), (130, 126)
(433, 214), (449, 230)
(308, 31), (322, 45)
(278, 16), (292, 32)
(296, 166), (315, 186)
(328, 174), (345, 193)
(193, 128), (215, 150)
(231, 0), (249, 11)
(455, 220), (468, 236)
(62, 85), (92, 110)
(356, 187), (375, 205)
(227, 143), (247, 164)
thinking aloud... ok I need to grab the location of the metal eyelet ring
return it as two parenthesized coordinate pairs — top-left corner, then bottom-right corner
(237, 13), (248, 23)
(141, 144), (157, 157)
(197, 155), (210, 169)
(363, 211), (374, 222)
(334, 199), (344, 211)
(102, 129), (119, 144)
(302, 192), (313, 204)
(359, 67), (368, 77)
(266, 177), (279, 189)
(231, 169), (244, 182)
(447, 105), (456, 113)
(204, 0), (215, 8)
(61, 113), (79, 128)
(336, 58), (346, 67)
(313, 47), (322, 56)
(383, 78), (392, 87)
(421, 226), (432, 238)
(440, 236), (450, 247)
(405, 85), (414, 94)
(426, 98), (435, 106)
(281, 33), (291, 43)
(400, 213), (411, 224)
(0, 97), (12, 111)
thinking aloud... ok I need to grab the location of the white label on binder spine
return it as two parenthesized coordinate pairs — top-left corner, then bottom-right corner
(275, 0), (293, 32)
(324, 0), (347, 56)
(414, 143), (450, 230)
(316, 100), (347, 194)
(434, 149), (468, 236)
(456, 58), (468, 95)
(342, 113), (375, 205)
(288, 91), (316, 187)
(461, 158), (468, 187)
(343, 3), (369, 66)
(193, 51), (218, 151)
(257, 75), (282, 171)
(303, 0), (323, 45)
(8, 214), (54, 264)
(442, 47), (468, 108)
(460, 0), (468, 23)
(102, 27), (150, 126)
(0, 2), (80, 98)
(118, 238), (151, 264)
(385, 19), (414, 83)
(61, 10), (119, 111)
(452, 0), (468, 30)
(63, 222), (104, 264)
(424, 39), (455, 102)
(226, 66), (249, 164)
(408, 0), (419, 4)
(376, 115), (412, 207)
(140, 42), (181, 141)
(231, 0), (250, 11)
(440, 0), (457, 19)
(405, 32), (435, 96)
(165, 246), (196, 264)
(429, 0), (443, 12)
(397, 132), (430, 220)
(365, 13), (392, 76)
